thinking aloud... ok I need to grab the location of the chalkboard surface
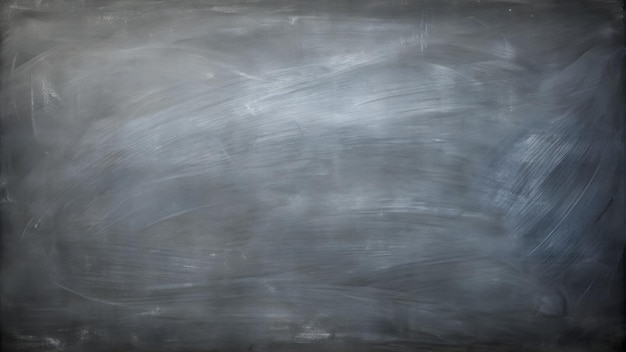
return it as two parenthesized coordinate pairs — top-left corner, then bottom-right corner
(1, 1), (624, 351)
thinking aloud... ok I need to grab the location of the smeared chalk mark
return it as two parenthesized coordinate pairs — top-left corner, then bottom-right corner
(529, 162), (601, 256)
(211, 6), (246, 14)
(575, 279), (596, 307)
(54, 282), (126, 307)
(466, 16), (491, 29)
(30, 75), (39, 142)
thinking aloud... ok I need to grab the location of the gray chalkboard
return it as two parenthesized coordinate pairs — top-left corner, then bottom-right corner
(1, 0), (624, 351)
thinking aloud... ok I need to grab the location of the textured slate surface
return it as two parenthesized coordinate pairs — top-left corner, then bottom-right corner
(1, 1), (624, 351)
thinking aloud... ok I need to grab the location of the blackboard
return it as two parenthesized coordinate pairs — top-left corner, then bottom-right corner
(1, 1), (624, 351)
